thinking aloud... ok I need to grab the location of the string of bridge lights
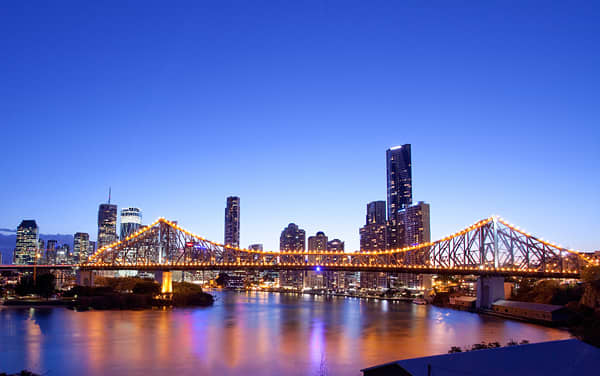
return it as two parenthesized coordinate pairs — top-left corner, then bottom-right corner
(87, 215), (594, 266)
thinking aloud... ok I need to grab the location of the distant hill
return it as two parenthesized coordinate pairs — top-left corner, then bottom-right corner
(0, 233), (74, 264)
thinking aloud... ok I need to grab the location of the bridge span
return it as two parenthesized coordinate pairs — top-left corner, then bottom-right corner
(3, 216), (594, 307)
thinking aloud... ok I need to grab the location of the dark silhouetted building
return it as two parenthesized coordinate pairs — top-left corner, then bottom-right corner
(14, 220), (39, 265)
(224, 196), (240, 247)
(386, 144), (412, 249)
(120, 207), (142, 239)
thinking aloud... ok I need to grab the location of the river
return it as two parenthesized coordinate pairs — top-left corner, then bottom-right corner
(0, 291), (570, 375)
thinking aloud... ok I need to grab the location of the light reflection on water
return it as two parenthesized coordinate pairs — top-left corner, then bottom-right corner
(0, 291), (570, 376)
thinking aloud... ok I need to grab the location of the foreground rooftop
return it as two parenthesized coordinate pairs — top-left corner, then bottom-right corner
(361, 339), (600, 376)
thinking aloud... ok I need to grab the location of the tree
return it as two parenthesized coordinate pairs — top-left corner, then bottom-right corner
(15, 275), (35, 296)
(132, 281), (160, 295)
(215, 273), (230, 287)
(582, 266), (600, 283)
(35, 273), (56, 299)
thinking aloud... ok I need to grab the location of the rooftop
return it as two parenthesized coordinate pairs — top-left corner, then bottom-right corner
(492, 299), (565, 313)
(361, 339), (600, 376)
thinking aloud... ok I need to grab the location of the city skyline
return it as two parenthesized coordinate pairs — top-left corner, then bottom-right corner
(1, 2), (598, 254)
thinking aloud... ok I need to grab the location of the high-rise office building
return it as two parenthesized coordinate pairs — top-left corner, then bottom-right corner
(13, 220), (39, 265)
(360, 201), (387, 251)
(57, 244), (70, 264)
(279, 223), (305, 290)
(327, 238), (345, 290)
(327, 239), (344, 253)
(98, 191), (117, 248)
(359, 202), (388, 290)
(46, 239), (57, 265)
(224, 196), (240, 247)
(398, 201), (431, 288)
(38, 239), (45, 263)
(120, 207), (142, 239)
(308, 231), (328, 253)
(89, 241), (96, 256)
(386, 144), (412, 249)
(367, 200), (386, 225)
(307, 232), (328, 288)
(73, 232), (90, 263)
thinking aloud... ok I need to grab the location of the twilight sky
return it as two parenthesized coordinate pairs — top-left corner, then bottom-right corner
(1, 1), (598, 253)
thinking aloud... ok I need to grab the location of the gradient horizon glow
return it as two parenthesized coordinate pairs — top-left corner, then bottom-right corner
(0, 2), (598, 253)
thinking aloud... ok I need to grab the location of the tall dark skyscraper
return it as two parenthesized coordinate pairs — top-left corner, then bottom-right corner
(224, 196), (240, 247)
(386, 144), (412, 249)
(98, 191), (117, 248)
(13, 220), (39, 265)
(279, 223), (305, 290)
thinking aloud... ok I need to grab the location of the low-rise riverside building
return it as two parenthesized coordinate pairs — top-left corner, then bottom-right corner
(491, 299), (570, 323)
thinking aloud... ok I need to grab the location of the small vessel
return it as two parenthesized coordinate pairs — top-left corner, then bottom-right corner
(412, 298), (427, 305)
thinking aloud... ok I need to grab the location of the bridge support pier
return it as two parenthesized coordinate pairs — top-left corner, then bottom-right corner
(76, 270), (94, 287)
(476, 276), (505, 309)
(155, 271), (173, 294)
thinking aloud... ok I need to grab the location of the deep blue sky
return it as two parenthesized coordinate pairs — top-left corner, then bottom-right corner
(1, 1), (598, 253)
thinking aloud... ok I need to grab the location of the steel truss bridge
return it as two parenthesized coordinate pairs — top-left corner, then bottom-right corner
(1, 216), (592, 278)
(75, 216), (591, 278)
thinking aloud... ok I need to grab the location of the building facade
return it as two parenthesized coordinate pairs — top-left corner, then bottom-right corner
(120, 207), (142, 239)
(73, 232), (90, 263)
(398, 201), (431, 288)
(386, 144), (412, 250)
(98, 203), (117, 248)
(224, 196), (240, 247)
(359, 202), (388, 289)
(306, 231), (328, 288)
(279, 223), (305, 290)
(360, 201), (387, 252)
(46, 239), (57, 265)
(14, 220), (39, 265)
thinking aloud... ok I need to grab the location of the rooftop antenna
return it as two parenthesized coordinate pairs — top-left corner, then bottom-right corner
(108, 187), (111, 204)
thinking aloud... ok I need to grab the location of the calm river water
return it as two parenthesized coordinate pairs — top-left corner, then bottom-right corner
(0, 291), (570, 375)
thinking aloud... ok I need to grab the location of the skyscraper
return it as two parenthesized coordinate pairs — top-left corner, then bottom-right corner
(398, 201), (431, 288)
(98, 191), (117, 248)
(120, 207), (142, 239)
(359, 202), (387, 290)
(360, 201), (387, 251)
(307, 231), (328, 288)
(73, 232), (90, 263)
(386, 144), (412, 249)
(279, 223), (305, 290)
(46, 239), (57, 265)
(13, 220), (39, 265)
(224, 196), (240, 247)
(327, 238), (345, 290)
